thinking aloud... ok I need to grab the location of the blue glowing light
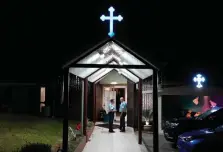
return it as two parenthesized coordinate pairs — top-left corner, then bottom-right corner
(100, 6), (123, 37)
(193, 74), (205, 88)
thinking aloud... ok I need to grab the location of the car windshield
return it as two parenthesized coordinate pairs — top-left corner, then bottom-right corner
(196, 110), (212, 119)
(196, 107), (222, 120)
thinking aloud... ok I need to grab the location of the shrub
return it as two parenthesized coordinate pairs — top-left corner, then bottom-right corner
(15, 143), (52, 152)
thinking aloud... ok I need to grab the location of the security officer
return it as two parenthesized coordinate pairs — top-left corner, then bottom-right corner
(108, 99), (115, 133)
(119, 97), (127, 132)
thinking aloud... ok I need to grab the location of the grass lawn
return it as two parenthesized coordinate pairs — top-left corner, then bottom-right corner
(0, 114), (82, 152)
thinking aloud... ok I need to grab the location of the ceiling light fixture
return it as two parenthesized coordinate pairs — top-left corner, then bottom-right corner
(110, 82), (117, 85)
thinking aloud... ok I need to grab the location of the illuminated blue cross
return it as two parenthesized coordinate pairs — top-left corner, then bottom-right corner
(193, 74), (205, 88)
(100, 6), (123, 37)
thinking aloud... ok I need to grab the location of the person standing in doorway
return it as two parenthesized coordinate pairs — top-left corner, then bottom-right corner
(119, 97), (127, 132)
(108, 99), (115, 133)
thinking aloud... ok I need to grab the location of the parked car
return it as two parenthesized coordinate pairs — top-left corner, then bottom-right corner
(163, 106), (223, 143)
(177, 124), (223, 152)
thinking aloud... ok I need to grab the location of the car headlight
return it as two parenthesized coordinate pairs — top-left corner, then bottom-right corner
(170, 122), (179, 127)
(182, 136), (193, 142)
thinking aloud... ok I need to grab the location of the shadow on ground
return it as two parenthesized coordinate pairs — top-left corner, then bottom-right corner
(95, 123), (120, 129)
(142, 133), (177, 152)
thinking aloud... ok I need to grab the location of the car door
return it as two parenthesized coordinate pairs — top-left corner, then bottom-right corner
(211, 125), (223, 147)
(205, 109), (223, 127)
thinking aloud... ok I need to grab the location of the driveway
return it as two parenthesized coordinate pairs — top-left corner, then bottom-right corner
(142, 132), (177, 152)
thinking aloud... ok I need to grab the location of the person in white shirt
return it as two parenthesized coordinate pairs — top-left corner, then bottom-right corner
(119, 97), (127, 132)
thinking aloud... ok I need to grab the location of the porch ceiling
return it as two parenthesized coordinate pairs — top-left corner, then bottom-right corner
(87, 61), (139, 83)
(69, 40), (153, 81)
(99, 70), (127, 84)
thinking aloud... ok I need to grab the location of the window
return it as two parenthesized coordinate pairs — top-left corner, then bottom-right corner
(40, 87), (45, 112)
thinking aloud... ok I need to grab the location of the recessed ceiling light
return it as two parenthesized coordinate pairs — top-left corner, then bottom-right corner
(111, 82), (117, 85)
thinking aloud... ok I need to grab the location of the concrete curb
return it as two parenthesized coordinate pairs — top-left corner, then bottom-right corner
(74, 126), (95, 152)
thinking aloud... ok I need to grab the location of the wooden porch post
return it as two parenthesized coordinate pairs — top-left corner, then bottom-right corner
(138, 79), (142, 144)
(62, 68), (69, 152)
(93, 83), (96, 124)
(84, 78), (88, 139)
(153, 70), (159, 152)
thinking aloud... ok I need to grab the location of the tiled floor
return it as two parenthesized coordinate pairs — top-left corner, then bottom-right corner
(82, 123), (148, 152)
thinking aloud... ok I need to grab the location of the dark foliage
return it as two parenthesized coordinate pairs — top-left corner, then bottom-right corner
(15, 143), (51, 152)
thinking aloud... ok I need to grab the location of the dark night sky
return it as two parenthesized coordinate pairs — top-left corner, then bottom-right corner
(0, 0), (222, 82)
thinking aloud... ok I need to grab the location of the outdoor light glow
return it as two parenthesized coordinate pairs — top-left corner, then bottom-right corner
(70, 41), (153, 80)
(111, 43), (122, 52)
(193, 74), (205, 88)
(146, 121), (149, 125)
(113, 54), (121, 61)
(111, 82), (117, 85)
(211, 109), (218, 113)
(99, 54), (104, 59)
(102, 45), (111, 53)
(84, 53), (100, 64)
(100, 6), (123, 37)
(117, 69), (122, 74)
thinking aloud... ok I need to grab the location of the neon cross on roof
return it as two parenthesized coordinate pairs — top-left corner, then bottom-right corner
(100, 6), (123, 38)
(193, 74), (205, 88)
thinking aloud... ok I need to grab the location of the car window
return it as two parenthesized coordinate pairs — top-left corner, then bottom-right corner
(196, 109), (213, 120)
(197, 109), (212, 119)
(215, 125), (223, 132)
(206, 109), (223, 120)
(196, 107), (222, 120)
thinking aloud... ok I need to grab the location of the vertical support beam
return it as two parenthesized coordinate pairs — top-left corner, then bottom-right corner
(153, 70), (159, 152)
(83, 78), (88, 139)
(93, 83), (96, 124)
(62, 68), (69, 152)
(81, 81), (84, 134)
(138, 79), (142, 144)
(158, 96), (162, 134)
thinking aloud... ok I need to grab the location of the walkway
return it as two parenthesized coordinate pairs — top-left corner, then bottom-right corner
(83, 123), (148, 152)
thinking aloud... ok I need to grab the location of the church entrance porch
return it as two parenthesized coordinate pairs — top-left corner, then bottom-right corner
(62, 39), (159, 152)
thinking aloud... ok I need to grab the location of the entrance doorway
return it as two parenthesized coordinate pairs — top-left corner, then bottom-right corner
(102, 85), (127, 122)
(115, 88), (125, 119)
(40, 87), (45, 112)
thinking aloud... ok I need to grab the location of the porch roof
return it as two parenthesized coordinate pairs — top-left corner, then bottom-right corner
(63, 38), (159, 83)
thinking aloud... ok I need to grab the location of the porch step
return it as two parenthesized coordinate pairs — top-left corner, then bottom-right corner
(143, 125), (152, 131)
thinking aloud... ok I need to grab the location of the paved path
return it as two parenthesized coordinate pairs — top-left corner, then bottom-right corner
(83, 124), (147, 152)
